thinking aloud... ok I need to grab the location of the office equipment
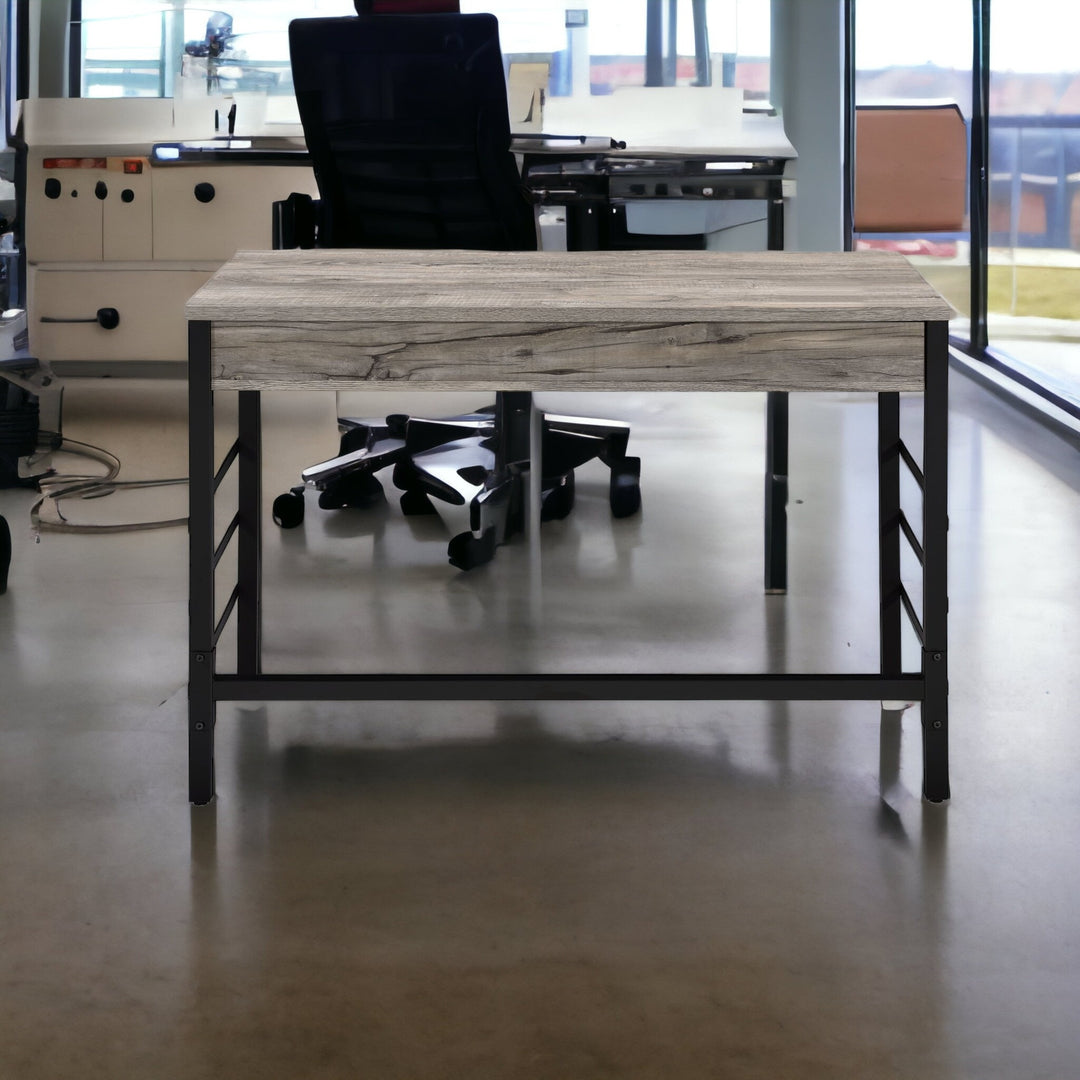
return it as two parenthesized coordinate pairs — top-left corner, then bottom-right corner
(186, 246), (952, 807)
(20, 97), (319, 377)
(276, 10), (641, 569)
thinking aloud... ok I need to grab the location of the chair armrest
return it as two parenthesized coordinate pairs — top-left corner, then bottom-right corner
(272, 192), (320, 250)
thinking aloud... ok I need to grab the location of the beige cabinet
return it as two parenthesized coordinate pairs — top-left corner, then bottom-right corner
(151, 165), (320, 261)
(28, 267), (216, 363)
(24, 154), (318, 369)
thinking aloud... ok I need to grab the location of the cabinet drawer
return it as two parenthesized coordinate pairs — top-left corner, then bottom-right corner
(25, 157), (154, 263)
(152, 164), (319, 261)
(29, 267), (215, 363)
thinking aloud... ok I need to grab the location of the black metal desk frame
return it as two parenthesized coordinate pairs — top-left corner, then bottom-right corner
(188, 306), (950, 807)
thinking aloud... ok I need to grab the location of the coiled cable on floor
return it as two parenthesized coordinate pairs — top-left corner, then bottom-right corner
(28, 434), (188, 536)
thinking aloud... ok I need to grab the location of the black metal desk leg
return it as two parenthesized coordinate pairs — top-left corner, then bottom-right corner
(765, 390), (789, 593)
(921, 321), (950, 802)
(237, 391), (262, 678)
(878, 392), (902, 676)
(188, 320), (216, 805)
(763, 180), (789, 594)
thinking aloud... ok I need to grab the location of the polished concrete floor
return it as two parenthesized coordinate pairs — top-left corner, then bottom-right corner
(1, 370), (1079, 1078)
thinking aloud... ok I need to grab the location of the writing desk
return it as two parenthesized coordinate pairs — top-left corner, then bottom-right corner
(186, 248), (952, 806)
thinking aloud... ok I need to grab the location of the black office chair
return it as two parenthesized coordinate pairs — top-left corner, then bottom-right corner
(271, 5), (641, 570)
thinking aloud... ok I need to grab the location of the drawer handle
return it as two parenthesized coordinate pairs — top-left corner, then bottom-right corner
(40, 307), (121, 330)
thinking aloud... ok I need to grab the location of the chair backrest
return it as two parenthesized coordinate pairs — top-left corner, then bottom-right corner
(854, 104), (967, 234)
(355, 1), (460, 12)
(288, 12), (537, 251)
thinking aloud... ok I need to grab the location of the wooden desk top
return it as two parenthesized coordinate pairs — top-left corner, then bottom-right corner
(188, 248), (951, 325)
(187, 249), (951, 393)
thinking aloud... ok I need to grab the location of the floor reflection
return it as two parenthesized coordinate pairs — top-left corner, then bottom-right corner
(183, 698), (953, 1075)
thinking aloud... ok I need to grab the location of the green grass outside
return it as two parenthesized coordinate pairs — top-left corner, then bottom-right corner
(917, 262), (1080, 322)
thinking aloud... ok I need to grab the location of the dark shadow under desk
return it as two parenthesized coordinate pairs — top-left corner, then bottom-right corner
(186, 248), (952, 806)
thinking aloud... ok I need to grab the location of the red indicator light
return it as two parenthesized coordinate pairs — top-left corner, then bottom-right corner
(43, 157), (107, 169)
(122, 159), (143, 175)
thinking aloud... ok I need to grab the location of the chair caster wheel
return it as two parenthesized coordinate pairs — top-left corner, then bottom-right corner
(610, 457), (641, 518)
(273, 488), (306, 528)
(400, 488), (439, 516)
(318, 471), (384, 509)
(541, 470), (575, 521)
(447, 526), (497, 571)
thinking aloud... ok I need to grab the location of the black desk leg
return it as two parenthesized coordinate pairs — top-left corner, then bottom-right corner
(237, 391), (262, 679)
(764, 390), (789, 593)
(764, 183), (788, 594)
(188, 320), (216, 805)
(921, 321), (950, 802)
(878, 392), (902, 676)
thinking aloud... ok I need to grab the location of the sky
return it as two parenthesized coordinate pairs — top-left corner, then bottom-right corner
(857, 0), (1080, 74)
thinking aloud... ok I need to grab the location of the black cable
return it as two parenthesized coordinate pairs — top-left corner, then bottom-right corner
(27, 435), (188, 536)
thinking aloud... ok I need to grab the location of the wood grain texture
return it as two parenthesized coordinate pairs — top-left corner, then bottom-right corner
(187, 248), (951, 392)
(209, 319), (926, 392)
(186, 248), (954, 325)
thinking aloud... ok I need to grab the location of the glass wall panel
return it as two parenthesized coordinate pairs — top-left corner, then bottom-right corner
(77, 2), (355, 100)
(854, 0), (973, 329)
(75, 1), (771, 145)
(987, 0), (1080, 406)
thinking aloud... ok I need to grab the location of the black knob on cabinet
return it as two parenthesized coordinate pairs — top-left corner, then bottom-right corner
(94, 180), (108, 200)
(121, 189), (135, 203)
(44, 178), (61, 199)
(96, 308), (120, 330)
(194, 182), (216, 203)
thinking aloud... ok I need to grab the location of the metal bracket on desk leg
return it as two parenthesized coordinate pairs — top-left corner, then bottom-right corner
(765, 390), (789, 594)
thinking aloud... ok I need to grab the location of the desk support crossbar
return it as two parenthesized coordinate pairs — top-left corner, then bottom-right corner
(214, 584), (241, 646)
(213, 512), (240, 571)
(898, 510), (924, 565)
(898, 439), (924, 489)
(898, 584), (924, 645)
(213, 439), (240, 493)
(214, 673), (925, 703)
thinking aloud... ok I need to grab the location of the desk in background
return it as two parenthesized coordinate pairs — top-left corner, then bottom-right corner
(186, 247), (952, 807)
(158, 128), (798, 588)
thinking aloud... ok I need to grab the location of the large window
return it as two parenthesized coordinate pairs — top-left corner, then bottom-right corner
(854, 0), (973, 324)
(74, 1), (771, 144)
(856, 0), (1080, 420)
(77, 2), (355, 99)
(986, 0), (1080, 405)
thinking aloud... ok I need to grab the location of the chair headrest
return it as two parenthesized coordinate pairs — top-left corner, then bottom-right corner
(354, 0), (461, 13)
